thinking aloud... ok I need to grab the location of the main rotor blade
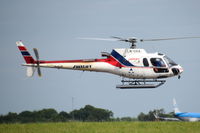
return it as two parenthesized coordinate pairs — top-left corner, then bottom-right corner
(111, 36), (135, 42)
(78, 37), (135, 43)
(140, 36), (200, 42)
(78, 37), (117, 41)
(111, 36), (122, 39)
(33, 48), (39, 60)
(110, 36), (126, 41)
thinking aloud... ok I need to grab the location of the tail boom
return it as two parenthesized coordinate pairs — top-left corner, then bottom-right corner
(22, 61), (114, 73)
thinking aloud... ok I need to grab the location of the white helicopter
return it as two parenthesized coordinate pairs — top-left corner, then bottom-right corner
(16, 36), (199, 89)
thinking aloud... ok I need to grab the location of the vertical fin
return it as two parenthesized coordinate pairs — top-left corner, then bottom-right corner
(173, 98), (181, 113)
(16, 41), (35, 64)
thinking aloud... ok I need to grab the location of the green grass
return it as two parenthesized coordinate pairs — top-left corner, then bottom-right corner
(0, 122), (200, 133)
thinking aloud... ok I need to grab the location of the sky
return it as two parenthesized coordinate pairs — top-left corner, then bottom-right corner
(1, 0), (200, 117)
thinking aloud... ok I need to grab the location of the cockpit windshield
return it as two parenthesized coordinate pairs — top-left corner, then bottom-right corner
(164, 56), (177, 67)
(150, 58), (166, 67)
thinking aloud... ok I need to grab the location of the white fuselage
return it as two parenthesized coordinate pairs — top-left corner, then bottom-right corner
(24, 48), (183, 79)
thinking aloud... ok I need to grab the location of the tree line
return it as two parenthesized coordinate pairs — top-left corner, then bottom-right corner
(0, 105), (173, 123)
(0, 105), (113, 123)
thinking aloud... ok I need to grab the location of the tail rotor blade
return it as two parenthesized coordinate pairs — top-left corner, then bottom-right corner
(33, 48), (42, 77)
(33, 48), (39, 60)
(37, 67), (42, 77)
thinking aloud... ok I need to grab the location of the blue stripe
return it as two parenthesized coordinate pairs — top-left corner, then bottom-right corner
(111, 50), (134, 66)
(21, 51), (30, 56)
(176, 112), (200, 118)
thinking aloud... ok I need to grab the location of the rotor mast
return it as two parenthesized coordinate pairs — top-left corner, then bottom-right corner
(127, 38), (137, 49)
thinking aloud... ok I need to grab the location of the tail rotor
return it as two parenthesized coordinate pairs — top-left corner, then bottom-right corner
(33, 48), (42, 77)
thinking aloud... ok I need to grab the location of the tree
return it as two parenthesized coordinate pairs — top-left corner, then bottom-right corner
(56, 111), (71, 122)
(37, 108), (58, 122)
(0, 112), (18, 123)
(70, 105), (113, 121)
(137, 108), (173, 121)
(138, 112), (148, 121)
(18, 111), (34, 123)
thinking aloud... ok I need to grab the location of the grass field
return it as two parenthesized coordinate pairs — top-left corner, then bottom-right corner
(0, 122), (200, 133)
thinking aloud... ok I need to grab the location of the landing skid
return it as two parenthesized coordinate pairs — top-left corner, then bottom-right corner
(116, 79), (166, 89)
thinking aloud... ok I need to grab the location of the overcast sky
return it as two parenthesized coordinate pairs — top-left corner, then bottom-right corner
(1, 0), (200, 117)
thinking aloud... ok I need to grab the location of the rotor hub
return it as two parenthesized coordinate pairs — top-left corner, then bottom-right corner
(127, 38), (137, 49)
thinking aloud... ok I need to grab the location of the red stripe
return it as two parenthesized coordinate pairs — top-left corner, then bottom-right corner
(23, 56), (35, 64)
(18, 46), (27, 51)
(40, 59), (87, 63)
(39, 57), (124, 67)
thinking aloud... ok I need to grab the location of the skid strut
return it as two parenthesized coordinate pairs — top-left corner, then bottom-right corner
(116, 79), (166, 89)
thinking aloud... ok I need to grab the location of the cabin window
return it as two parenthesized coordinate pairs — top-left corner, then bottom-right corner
(150, 58), (166, 67)
(143, 58), (149, 67)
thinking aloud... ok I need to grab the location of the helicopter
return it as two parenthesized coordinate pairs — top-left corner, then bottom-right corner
(16, 36), (199, 89)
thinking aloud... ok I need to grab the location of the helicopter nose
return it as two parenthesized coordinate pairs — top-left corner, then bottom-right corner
(171, 65), (183, 76)
(178, 65), (184, 74)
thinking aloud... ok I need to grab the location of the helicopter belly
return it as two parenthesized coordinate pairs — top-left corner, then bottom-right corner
(118, 67), (153, 79)
(117, 67), (172, 79)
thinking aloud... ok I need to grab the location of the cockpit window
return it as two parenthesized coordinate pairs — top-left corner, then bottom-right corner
(164, 56), (177, 67)
(150, 58), (166, 67)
